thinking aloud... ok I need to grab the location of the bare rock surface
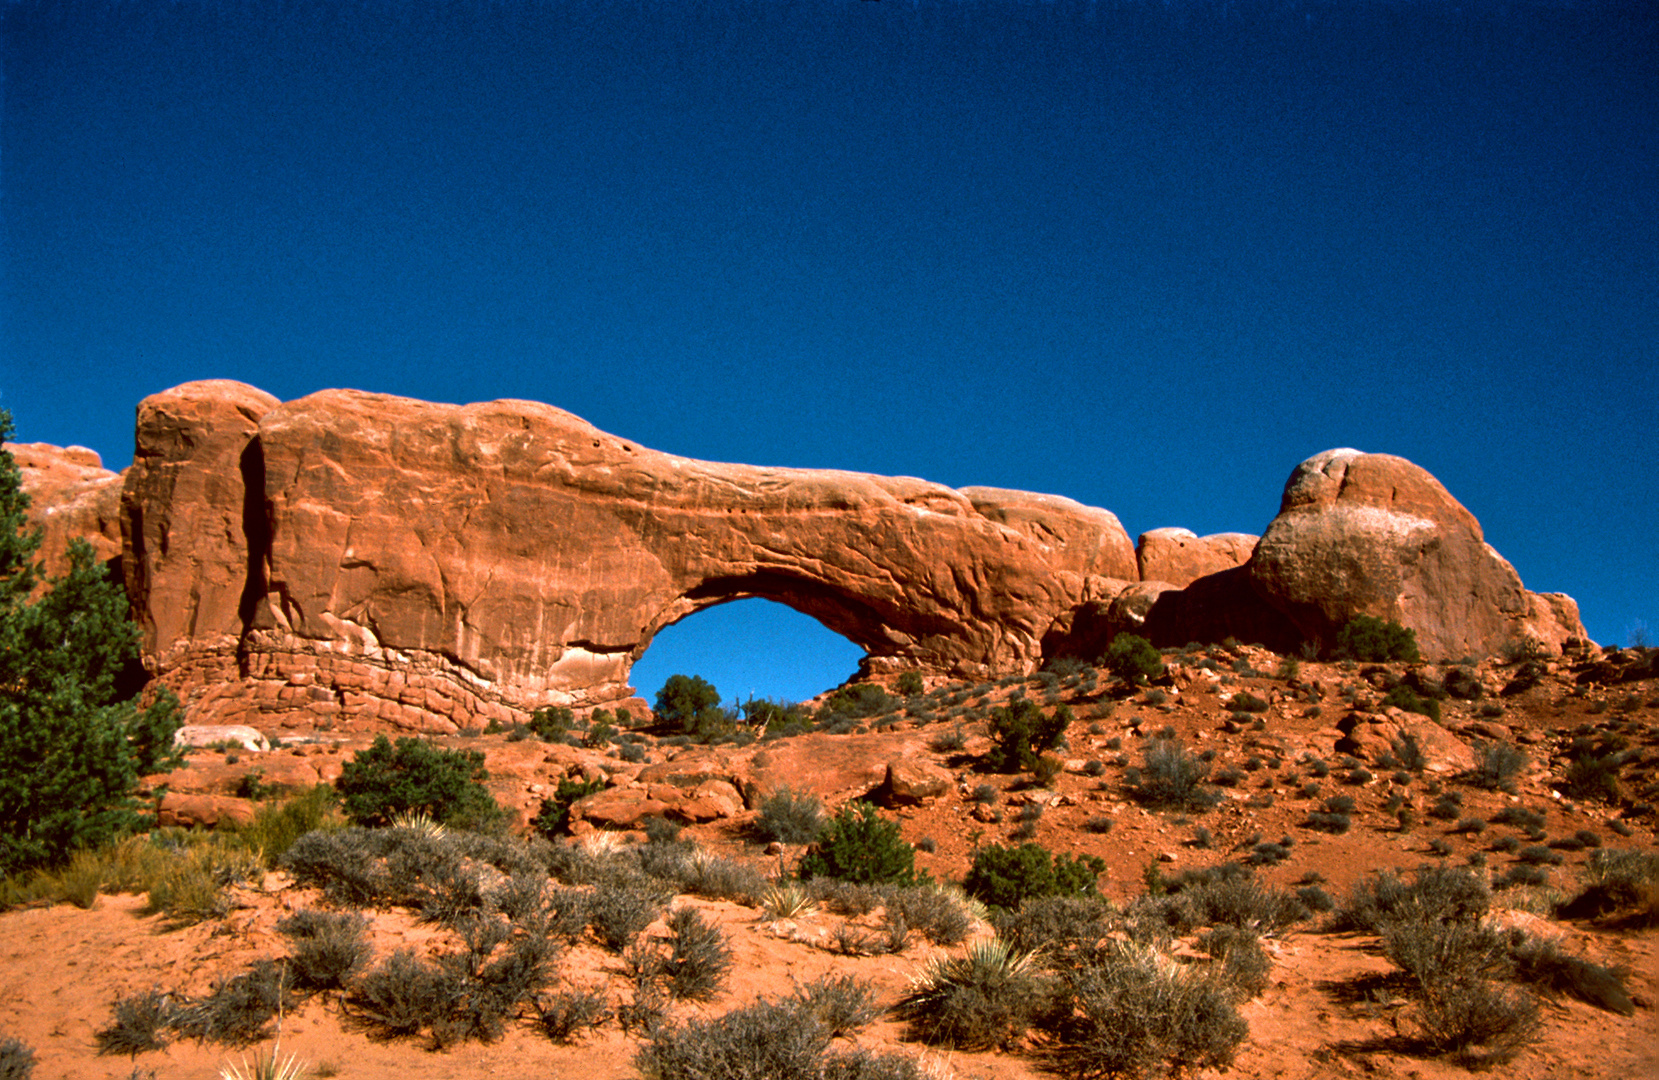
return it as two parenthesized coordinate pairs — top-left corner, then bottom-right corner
(173, 724), (271, 753)
(5, 441), (124, 579)
(1249, 449), (1586, 659)
(15, 385), (1592, 733)
(123, 383), (1135, 729)
(1136, 527), (1257, 588)
(121, 380), (281, 675)
(155, 792), (257, 829)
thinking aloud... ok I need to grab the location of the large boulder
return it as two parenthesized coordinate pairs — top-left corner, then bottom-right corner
(1136, 528), (1257, 588)
(1249, 449), (1586, 659)
(6, 442), (125, 579)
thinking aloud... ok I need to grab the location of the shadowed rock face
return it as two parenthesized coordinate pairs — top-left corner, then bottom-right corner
(120, 381), (1136, 731)
(15, 384), (1588, 734)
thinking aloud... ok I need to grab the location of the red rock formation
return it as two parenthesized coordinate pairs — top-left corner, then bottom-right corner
(121, 383), (1137, 731)
(6, 442), (124, 579)
(1135, 528), (1257, 588)
(1249, 449), (1586, 659)
(19, 386), (1591, 732)
(121, 380), (281, 674)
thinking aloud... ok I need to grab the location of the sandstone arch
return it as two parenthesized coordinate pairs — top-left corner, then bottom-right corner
(12, 380), (1586, 735)
(122, 382), (1138, 732)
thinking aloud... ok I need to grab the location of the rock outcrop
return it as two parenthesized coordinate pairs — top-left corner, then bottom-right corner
(13, 385), (1589, 733)
(122, 382), (1137, 731)
(1249, 449), (1585, 659)
(5, 442), (124, 579)
(122, 380), (282, 673)
(1136, 528), (1257, 588)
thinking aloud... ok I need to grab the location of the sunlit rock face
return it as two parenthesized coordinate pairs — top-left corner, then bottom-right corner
(15, 385), (1586, 734)
(5, 441), (124, 580)
(1135, 528), (1257, 589)
(1248, 448), (1585, 659)
(117, 381), (1136, 731)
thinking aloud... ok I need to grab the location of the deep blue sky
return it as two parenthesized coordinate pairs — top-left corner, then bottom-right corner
(4, 0), (1655, 706)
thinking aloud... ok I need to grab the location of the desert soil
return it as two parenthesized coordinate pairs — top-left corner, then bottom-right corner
(3, 647), (1657, 1080)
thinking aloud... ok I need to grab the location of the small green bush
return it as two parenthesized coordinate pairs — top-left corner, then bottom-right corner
(531, 776), (606, 838)
(528, 706), (575, 741)
(171, 959), (295, 1046)
(897, 937), (1043, 1051)
(335, 736), (503, 831)
(532, 984), (611, 1043)
(884, 884), (973, 945)
(278, 909), (372, 990)
(1335, 865), (1490, 934)
(1563, 745), (1628, 803)
(819, 683), (900, 721)
(993, 894), (1113, 956)
(589, 878), (671, 951)
(350, 948), (454, 1038)
(1334, 615), (1420, 662)
(0, 1035), (33, 1080)
(95, 990), (173, 1056)
(1413, 974), (1540, 1066)
(1381, 684), (1440, 722)
(1200, 926), (1272, 1001)
(791, 974), (880, 1036)
(798, 802), (923, 887)
(1041, 940), (1247, 1078)
(653, 674), (727, 736)
(896, 672), (925, 697)
(661, 907), (733, 1002)
(1103, 634), (1165, 686)
(1492, 805), (1546, 831)
(636, 995), (914, 1080)
(964, 842), (1105, 911)
(1469, 741), (1528, 792)
(985, 699), (1069, 773)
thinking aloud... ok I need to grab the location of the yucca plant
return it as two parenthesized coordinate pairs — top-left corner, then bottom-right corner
(898, 937), (1043, 1050)
(759, 882), (817, 921)
(388, 810), (446, 838)
(218, 1043), (308, 1080)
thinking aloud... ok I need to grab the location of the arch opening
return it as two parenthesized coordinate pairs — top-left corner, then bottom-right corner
(629, 597), (866, 710)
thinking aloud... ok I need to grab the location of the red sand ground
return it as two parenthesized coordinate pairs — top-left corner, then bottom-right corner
(4, 648), (1657, 1080)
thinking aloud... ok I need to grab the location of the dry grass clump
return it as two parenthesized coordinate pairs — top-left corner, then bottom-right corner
(0, 1034), (34, 1080)
(347, 949), (451, 1038)
(1560, 847), (1659, 924)
(1039, 939), (1248, 1079)
(277, 909), (371, 995)
(531, 983), (611, 1043)
(636, 994), (911, 1080)
(95, 989), (174, 1056)
(171, 960), (297, 1046)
